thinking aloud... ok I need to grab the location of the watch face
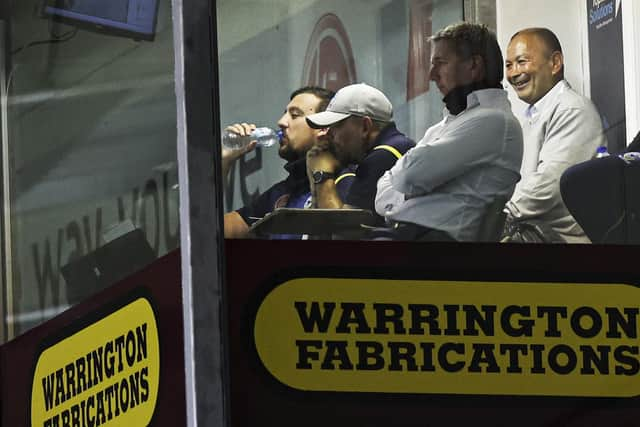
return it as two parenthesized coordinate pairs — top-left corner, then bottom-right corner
(312, 171), (324, 184)
(312, 171), (334, 184)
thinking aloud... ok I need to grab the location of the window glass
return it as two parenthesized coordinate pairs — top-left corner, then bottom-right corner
(1, 0), (179, 339)
(218, 0), (463, 233)
(218, 0), (638, 246)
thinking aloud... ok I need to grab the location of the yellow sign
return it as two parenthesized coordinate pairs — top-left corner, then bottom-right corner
(255, 278), (640, 397)
(31, 297), (160, 427)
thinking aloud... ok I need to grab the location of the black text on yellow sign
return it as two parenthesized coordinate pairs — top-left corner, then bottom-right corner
(31, 297), (160, 426)
(254, 278), (640, 397)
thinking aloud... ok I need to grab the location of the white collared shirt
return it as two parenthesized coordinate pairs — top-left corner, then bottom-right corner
(505, 80), (607, 243)
(375, 89), (523, 241)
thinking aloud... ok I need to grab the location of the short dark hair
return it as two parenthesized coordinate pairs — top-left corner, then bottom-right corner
(430, 22), (503, 88)
(510, 27), (564, 78)
(510, 27), (562, 55)
(290, 86), (335, 112)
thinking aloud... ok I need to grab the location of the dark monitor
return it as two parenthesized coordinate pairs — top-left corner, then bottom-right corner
(61, 228), (156, 304)
(42, 0), (159, 41)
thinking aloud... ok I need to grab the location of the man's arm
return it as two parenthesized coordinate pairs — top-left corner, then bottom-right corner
(388, 113), (507, 197)
(312, 180), (347, 209)
(506, 107), (605, 220)
(221, 123), (258, 180)
(306, 142), (347, 209)
(224, 211), (250, 238)
(375, 170), (404, 216)
(221, 123), (259, 238)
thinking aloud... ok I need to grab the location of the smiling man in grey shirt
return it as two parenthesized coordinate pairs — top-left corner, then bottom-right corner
(504, 28), (606, 243)
(375, 23), (523, 242)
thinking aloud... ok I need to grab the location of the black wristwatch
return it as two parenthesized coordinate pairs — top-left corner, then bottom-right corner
(312, 170), (336, 184)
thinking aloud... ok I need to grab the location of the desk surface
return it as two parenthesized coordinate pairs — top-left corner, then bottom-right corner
(248, 208), (376, 236)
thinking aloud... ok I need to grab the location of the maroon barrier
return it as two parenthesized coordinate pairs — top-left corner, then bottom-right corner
(0, 251), (185, 426)
(5, 240), (639, 427)
(226, 239), (640, 427)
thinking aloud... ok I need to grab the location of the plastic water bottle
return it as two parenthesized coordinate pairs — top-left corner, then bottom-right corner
(221, 127), (282, 150)
(594, 146), (610, 158)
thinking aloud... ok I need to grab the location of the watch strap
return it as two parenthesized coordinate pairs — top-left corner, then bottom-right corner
(312, 170), (336, 184)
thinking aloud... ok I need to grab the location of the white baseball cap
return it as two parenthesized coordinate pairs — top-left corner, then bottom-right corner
(306, 83), (393, 128)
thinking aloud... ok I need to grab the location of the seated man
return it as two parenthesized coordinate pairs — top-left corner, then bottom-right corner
(222, 86), (353, 238)
(304, 83), (415, 222)
(374, 22), (523, 242)
(503, 28), (606, 243)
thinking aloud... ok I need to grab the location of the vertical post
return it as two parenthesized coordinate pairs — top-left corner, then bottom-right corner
(464, 0), (496, 30)
(172, 0), (228, 425)
(0, 17), (13, 343)
(464, 0), (477, 22)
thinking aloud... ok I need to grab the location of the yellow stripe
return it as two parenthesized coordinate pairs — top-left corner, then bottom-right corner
(335, 172), (356, 184)
(374, 144), (403, 159)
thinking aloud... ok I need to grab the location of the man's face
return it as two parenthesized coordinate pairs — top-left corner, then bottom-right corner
(506, 34), (559, 105)
(277, 93), (323, 161)
(326, 116), (366, 166)
(429, 40), (474, 97)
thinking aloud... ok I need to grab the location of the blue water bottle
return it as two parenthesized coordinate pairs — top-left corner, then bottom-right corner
(594, 146), (610, 159)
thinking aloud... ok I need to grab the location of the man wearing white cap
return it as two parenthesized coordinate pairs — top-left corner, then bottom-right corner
(305, 83), (415, 219)
(222, 86), (355, 239)
(375, 22), (523, 241)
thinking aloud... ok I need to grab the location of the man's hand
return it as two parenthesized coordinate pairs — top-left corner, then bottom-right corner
(306, 141), (340, 181)
(223, 123), (258, 160)
(222, 122), (258, 179)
